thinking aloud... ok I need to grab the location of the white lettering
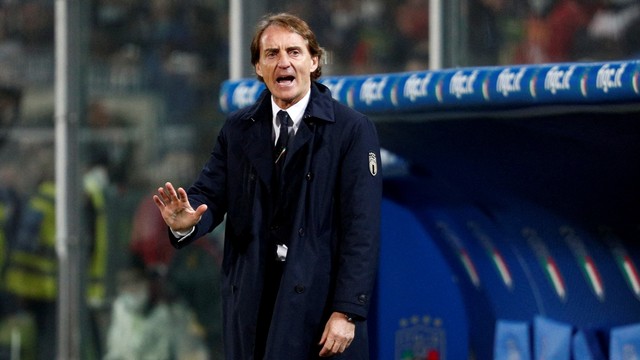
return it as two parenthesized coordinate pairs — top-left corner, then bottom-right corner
(496, 68), (526, 97)
(322, 79), (346, 100)
(403, 73), (433, 102)
(596, 63), (626, 93)
(232, 82), (262, 108)
(544, 66), (575, 94)
(449, 71), (478, 98)
(360, 77), (387, 105)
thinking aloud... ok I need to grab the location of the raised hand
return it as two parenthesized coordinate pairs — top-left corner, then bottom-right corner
(152, 182), (207, 233)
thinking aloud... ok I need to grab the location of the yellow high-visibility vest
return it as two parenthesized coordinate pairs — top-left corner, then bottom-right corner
(4, 181), (57, 300)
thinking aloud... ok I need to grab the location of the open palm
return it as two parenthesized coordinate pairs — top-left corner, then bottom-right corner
(153, 182), (207, 233)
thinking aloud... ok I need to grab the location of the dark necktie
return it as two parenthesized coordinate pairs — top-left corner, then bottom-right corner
(274, 110), (291, 166)
(273, 110), (291, 200)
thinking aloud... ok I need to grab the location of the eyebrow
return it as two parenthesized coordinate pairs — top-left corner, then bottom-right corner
(264, 45), (303, 54)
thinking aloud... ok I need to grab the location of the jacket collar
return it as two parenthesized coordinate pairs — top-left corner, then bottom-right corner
(241, 81), (334, 187)
(244, 81), (335, 124)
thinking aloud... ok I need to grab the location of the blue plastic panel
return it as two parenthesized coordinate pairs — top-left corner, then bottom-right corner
(494, 319), (532, 360)
(534, 316), (572, 360)
(610, 323), (640, 360)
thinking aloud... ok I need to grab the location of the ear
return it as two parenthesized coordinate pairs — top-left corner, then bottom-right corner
(310, 56), (319, 73)
(255, 62), (263, 78)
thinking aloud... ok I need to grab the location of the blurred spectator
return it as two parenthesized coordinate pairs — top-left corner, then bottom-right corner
(83, 157), (114, 356)
(514, 0), (599, 63)
(104, 255), (210, 360)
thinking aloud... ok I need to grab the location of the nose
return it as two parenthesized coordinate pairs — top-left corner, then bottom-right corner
(277, 53), (291, 68)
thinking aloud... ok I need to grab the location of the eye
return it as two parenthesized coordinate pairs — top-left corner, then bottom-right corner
(265, 50), (277, 59)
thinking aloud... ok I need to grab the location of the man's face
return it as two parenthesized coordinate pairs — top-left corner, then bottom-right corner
(255, 25), (319, 110)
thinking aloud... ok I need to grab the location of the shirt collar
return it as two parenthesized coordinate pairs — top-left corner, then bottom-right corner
(271, 89), (311, 134)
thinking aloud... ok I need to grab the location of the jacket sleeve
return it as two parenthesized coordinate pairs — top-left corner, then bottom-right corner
(332, 113), (382, 320)
(169, 124), (230, 249)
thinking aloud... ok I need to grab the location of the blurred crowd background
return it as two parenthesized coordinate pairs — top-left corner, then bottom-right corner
(0, 0), (639, 359)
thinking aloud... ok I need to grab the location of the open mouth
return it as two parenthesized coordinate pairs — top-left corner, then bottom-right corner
(276, 75), (295, 85)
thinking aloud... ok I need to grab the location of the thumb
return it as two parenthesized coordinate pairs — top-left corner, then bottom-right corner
(194, 204), (208, 218)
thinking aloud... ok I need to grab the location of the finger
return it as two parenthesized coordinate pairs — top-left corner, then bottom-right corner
(318, 328), (328, 346)
(319, 345), (329, 357)
(152, 194), (165, 208)
(319, 337), (334, 357)
(165, 182), (179, 201)
(319, 340), (335, 357)
(177, 187), (189, 202)
(157, 187), (171, 204)
(328, 339), (338, 354)
(334, 339), (343, 353)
